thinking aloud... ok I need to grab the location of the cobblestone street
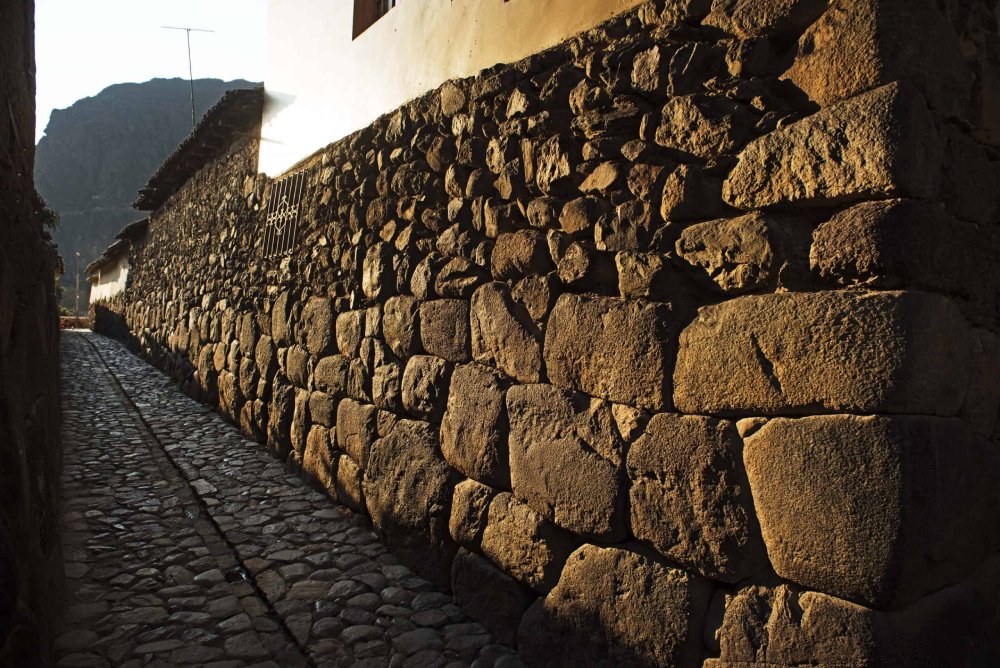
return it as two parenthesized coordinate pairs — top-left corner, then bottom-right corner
(55, 331), (520, 668)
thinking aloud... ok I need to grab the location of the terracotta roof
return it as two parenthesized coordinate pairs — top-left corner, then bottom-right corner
(133, 87), (263, 211)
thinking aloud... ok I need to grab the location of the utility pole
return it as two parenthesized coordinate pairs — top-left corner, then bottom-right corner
(74, 251), (80, 322)
(162, 26), (215, 128)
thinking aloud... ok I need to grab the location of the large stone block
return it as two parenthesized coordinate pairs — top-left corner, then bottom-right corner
(418, 299), (470, 363)
(364, 419), (457, 589)
(723, 82), (941, 210)
(301, 296), (335, 356)
(383, 295), (421, 359)
(314, 355), (349, 397)
(703, 0), (828, 40)
(400, 355), (452, 422)
(655, 94), (756, 160)
(544, 294), (675, 411)
(711, 569), (1000, 667)
(673, 290), (973, 416)
(335, 398), (378, 467)
(335, 454), (365, 513)
(335, 310), (366, 358)
(507, 384), (627, 541)
(628, 413), (767, 582)
(439, 363), (511, 489)
(809, 199), (994, 325)
(451, 549), (536, 646)
(781, 0), (971, 118)
(481, 492), (577, 594)
(518, 544), (712, 668)
(285, 344), (311, 389)
(470, 282), (544, 384)
(308, 391), (337, 428)
(676, 212), (808, 294)
(743, 415), (1000, 608)
(302, 426), (337, 498)
(449, 478), (497, 550)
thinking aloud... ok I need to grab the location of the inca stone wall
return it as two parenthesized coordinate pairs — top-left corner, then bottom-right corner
(0, 0), (64, 665)
(104, 0), (1000, 664)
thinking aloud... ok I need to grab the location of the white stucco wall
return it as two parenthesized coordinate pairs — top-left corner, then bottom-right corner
(88, 257), (129, 304)
(258, 0), (644, 176)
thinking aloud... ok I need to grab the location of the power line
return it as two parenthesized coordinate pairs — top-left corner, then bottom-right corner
(162, 26), (215, 128)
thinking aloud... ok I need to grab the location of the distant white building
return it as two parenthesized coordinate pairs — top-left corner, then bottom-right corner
(258, 0), (644, 176)
(86, 219), (147, 304)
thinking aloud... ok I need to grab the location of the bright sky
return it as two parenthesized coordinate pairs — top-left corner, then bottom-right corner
(34, 0), (268, 143)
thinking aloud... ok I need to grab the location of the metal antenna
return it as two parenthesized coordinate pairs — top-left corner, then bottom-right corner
(162, 26), (215, 128)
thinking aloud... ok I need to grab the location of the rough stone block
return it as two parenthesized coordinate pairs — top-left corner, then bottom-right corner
(481, 492), (577, 594)
(544, 294), (674, 411)
(335, 398), (378, 467)
(364, 419), (458, 589)
(743, 414), (1000, 608)
(372, 362), (403, 413)
(335, 454), (365, 513)
(418, 300), (471, 363)
(452, 549), (536, 646)
(362, 241), (399, 301)
(507, 384), (627, 541)
(440, 363), (511, 489)
(290, 388), (311, 456)
(809, 199), (993, 324)
(723, 82), (941, 209)
(661, 164), (729, 223)
(673, 290), (973, 416)
(336, 310), (366, 358)
(655, 94), (756, 160)
(400, 355), (453, 422)
(518, 544), (711, 668)
(491, 230), (552, 281)
(676, 212), (795, 294)
(627, 413), (767, 582)
(301, 296), (335, 357)
(308, 391), (337, 428)
(302, 426), (337, 498)
(781, 0), (971, 118)
(470, 282), (544, 384)
(703, 0), (828, 40)
(383, 296), (421, 359)
(713, 571), (1000, 667)
(286, 344), (311, 389)
(271, 290), (292, 347)
(314, 355), (349, 397)
(449, 478), (498, 550)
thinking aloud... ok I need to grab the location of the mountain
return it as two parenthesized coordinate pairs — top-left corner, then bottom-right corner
(34, 77), (259, 310)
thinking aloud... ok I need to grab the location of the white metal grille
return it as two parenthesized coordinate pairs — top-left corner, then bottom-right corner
(261, 171), (305, 257)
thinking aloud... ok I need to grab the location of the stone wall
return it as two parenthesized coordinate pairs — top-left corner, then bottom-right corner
(0, 0), (64, 665)
(107, 0), (1000, 663)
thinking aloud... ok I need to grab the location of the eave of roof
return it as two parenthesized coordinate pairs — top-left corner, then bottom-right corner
(133, 86), (263, 211)
(85, 239), (131, 276)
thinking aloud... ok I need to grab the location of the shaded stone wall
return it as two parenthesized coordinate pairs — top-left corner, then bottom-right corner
(108, 0), (1000, 663)
(0, 0), (64, 665)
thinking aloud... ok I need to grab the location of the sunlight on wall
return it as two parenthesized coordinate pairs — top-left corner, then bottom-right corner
(258, 0), (644, 176)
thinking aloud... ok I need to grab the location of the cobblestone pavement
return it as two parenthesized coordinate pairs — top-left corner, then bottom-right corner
(56, 331), (521, 668)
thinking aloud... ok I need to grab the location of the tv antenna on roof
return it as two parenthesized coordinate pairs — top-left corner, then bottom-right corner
(162, 26), (215, 128)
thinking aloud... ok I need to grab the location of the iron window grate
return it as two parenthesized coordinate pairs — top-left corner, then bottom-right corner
(261, 171), (306, 258)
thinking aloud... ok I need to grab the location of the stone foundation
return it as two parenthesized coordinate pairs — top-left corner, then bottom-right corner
(105, 0), (1000, 663)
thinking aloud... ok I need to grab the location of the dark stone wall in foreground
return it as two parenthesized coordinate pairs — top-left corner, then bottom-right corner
(0, 0), (64, 665)
(106, 0), (1000, 664)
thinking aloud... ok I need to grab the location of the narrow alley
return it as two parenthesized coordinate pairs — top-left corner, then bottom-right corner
(55, 332), (518, 668)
